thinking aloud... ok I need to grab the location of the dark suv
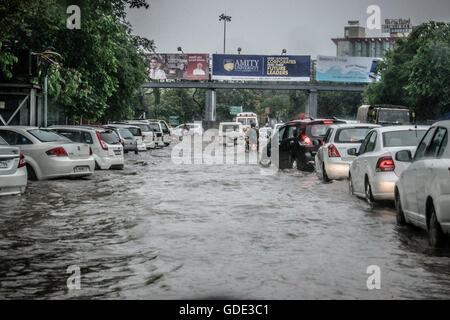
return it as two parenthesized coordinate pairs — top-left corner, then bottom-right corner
(267, 119), (345, 170)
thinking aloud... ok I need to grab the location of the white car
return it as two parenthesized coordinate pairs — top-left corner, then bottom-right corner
(106, 124), (146, 152)
(49, 126), (124, 170)
(218, 122), (245, 146)
(173, 123), (204, 139)
(394, 120), (450, 247)
(118, 121), (156, 149)
(150, 119), (172, 146)
(315, 124), (380, 181)
(147, 121), (165, 148)
(348, 125), (429, 203)
(0, 136), (27, 195)
(0, 126), (95, 180)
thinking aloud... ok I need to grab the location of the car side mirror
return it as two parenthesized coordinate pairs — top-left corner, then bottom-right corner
(395, 150), (412, 162)
(347, 148), (357, 156)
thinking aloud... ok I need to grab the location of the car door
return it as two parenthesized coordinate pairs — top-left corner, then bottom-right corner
(351, 131), (371, 194)
(403, 127), (437, 223)
(415, 127), (448, 223)
(277, 126), (290, 168)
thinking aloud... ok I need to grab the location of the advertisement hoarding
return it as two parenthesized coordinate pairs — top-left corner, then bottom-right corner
(146, 54), (209, 80)
(316, 55), (382, 83)
(212, 54), (310, 81)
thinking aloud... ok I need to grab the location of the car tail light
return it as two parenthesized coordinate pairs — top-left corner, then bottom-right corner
(46, 147), (68, 157)
(376, 156), (395, 172)
(300, 134), (313, 146)
(89, 147), (93, 155)
(323, 120), (334, 124)
(18, 152), (26, 168)
(95, 130), (108, 150)
(328, 144), (341, 157)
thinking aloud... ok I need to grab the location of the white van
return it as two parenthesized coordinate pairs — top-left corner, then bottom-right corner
(236, 112), (258, 131)
(218, 122), (244, 146)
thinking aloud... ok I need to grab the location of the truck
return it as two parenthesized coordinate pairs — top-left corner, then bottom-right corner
(356, 104), (414, 125)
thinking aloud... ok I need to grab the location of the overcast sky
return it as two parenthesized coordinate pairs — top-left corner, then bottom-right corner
(126, 0), (450, 57)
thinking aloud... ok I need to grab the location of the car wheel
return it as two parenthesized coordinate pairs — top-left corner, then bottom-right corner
(95, 161), (101, 170)
(395, 189), (406, 226)
(322, 164), (330, 182)
(429, 204), (445, 248)
(365, 178), (375, 205)
(26, 164), (37, 181)
(348, 174), (354, 195)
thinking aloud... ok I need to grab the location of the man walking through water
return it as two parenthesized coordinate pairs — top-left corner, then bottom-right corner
(245, 122), (259, 152)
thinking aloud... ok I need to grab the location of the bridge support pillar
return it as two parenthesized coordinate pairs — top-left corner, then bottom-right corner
(306, 89), (318, 118)
(205, 89), (216, 128)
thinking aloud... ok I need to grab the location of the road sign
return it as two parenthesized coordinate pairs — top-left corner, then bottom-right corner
(229, 106), (243, 115)
(169, 116), (179, 125)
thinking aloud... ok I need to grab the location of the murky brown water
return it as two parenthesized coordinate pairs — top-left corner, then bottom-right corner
(0, 144), (449, 299)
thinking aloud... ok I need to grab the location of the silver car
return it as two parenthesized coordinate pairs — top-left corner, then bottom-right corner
(0, 136), (27, 195)
(315, 123), (380, 182)
(0, 126), (95, 180)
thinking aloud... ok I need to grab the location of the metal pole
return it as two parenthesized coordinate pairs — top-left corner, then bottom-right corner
(223, 20), (226, 54)
(44, 75), (48, 127)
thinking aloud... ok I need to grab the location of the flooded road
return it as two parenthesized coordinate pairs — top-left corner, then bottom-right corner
(0, 143), (449, 299)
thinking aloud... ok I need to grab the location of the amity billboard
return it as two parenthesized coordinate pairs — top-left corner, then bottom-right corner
(212, 54), (311, 81)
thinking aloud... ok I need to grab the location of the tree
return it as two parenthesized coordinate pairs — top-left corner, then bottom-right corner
(363, 21), (450, 121)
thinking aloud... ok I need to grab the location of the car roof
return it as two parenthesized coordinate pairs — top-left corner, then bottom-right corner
(431, 120), (450, 128)
(285, 119), (345, 126)
(106, 124), (140, 129)
(375, 125), (430, 133)
(49, 125), (111, 131)
(332, 123), (381, 129)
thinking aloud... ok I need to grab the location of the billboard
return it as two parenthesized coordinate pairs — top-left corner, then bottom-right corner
(212, 54), (310, 81)
(146, 54), (209, 80)
(316, 55), (382, 83)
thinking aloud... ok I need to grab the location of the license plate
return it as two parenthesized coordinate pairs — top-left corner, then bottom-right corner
(0, 161), (8, 169)
(114, 149), (122, 155)
(74, 166), (89, 173)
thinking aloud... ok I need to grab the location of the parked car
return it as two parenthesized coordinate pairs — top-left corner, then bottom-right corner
(266, 119), (346, 170)
(218, 122), (244, 146)
(105, 125), (139, 154)
(172, 123), (204, 139)
(0, 136), (27, 195)
(394, 120), (450, 247)
(348, 125), (429, 204)
(0, 126), (95, 180)
(315, 123), (380, 182)
(107, 124), (146, 152)
(148, 119), (171, 146)
(147, 121), (165, 148)
(117, 121), (156, 149)
(49, 125), (124, 170)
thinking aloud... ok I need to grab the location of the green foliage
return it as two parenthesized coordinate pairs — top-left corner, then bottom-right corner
(0, 0), (153, 122)
(0, 42), (18, 79)
(363, 21), (450, 121)
(318, 91), (363, 119)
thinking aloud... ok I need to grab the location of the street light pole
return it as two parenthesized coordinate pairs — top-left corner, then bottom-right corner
(219, 14), (231, 54)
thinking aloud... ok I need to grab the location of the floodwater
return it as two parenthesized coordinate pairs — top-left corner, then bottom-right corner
(0, 143), (449, 299)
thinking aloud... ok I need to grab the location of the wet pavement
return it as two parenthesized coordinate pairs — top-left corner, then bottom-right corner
(0, 143), (449, 299)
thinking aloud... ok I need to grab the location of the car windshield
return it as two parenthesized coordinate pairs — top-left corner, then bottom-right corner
(309, 124), (332, 137)
(382, 130), (427, 147)
(222, 125), (240, 132)
(100, 131), (120, 144)
(149, 123), (161, 132)
(119, 128), (134, 139)
(134, 124), (150, 132)
(126, 127), (141, 136)
(378, 109), (410, 124)
(335, 127), (374, 143)
(28, 129), (70, 142)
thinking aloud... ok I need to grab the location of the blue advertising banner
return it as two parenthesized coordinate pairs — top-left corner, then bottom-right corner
(212, 54), (310, 81)
(316, 55), (382, 83)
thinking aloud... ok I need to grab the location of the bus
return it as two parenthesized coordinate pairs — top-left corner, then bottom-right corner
(236, 112), (259, 130)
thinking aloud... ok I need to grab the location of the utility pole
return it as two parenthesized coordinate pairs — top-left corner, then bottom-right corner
(219, 14), (231, 54)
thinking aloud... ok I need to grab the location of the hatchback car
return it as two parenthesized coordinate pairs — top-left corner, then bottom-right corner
(49, 125), (124, 170)
(118, 121), (156, 149)
(315, 123), (380, 181)
(0, 136), (27, 195)
(348, 125), (429, 203)
(107, 124), (146, 152)
(267, 119), (346, 170)
(105, 125), (139, 154)
(394, 120), (450, 247)
(0, 126), (95, 180)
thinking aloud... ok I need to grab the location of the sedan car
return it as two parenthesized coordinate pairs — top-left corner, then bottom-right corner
(0, 126), (95, 180)
(49, 125), (124, 170)
(394, 120), (450, 247)
(315, 123), (380, 182)
(348, 125), (429, 204)
(0, 136), (27, 195)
